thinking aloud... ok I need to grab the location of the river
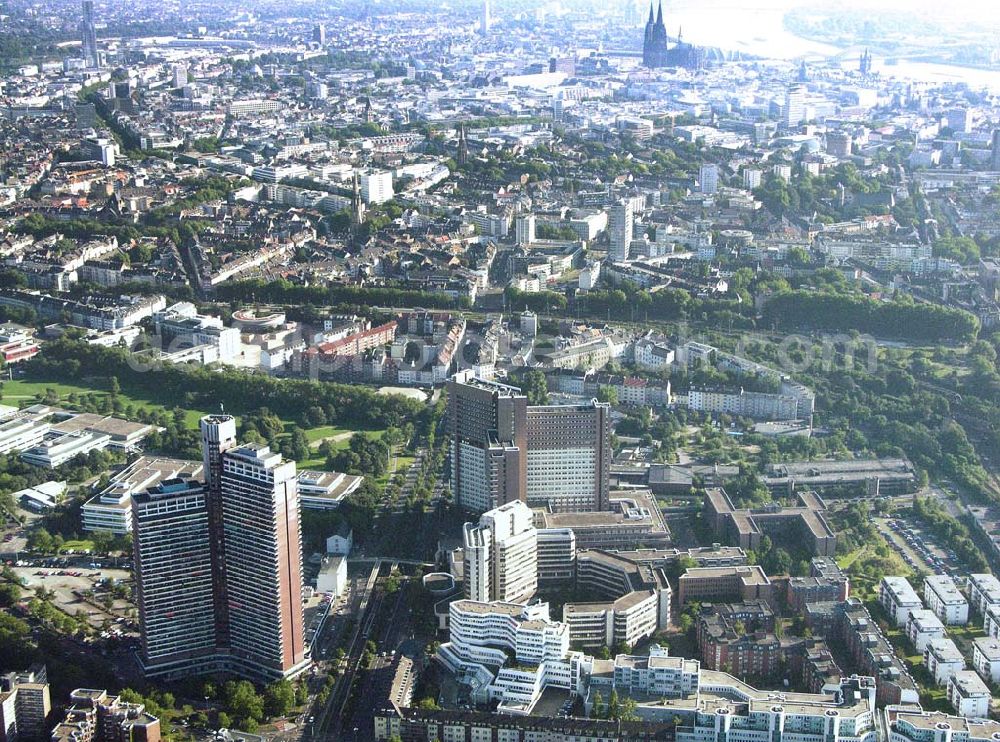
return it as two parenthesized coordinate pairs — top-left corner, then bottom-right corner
(658, 0), (1000, 90)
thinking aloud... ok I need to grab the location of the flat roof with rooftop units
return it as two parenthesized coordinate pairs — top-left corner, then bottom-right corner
(296, 470), (364, 509)
(82, 456), (205, 534)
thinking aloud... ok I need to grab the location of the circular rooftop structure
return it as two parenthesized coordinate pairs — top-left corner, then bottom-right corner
(232, 308), (286, 332)
(423, 572), (456, 595)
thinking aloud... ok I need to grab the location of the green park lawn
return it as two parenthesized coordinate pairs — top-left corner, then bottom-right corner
(1, 379), (211, 428)
(3, 376), (401, 477)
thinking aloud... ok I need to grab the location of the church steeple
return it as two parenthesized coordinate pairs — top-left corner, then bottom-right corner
(350, 171), (365, 244)
(655, 0), (663, 27)
(647, 2), (654, 24)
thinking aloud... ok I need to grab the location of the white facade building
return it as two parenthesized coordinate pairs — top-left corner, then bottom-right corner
(887, 710), (1000, 742)
(515, 214), (536, 245)
(972, 637), (1000, 685)
(947, 671), (991, 719)
(325, 527), (353, 556)
(663, 674), (877, 742)
(633, 335), (675, 369)
(360, 171), (394, 204)
(907, 609), (946, 653)
(880, 576), (923, 627)
(924, 636), (966, 686)
(986, 604), (1000, 639)
(436, 600), (584, 713)
(316, 556), (347, 597)
(603, 645), (699, 698)
(968, 573), (1000, 617)
(0, 418), (50, 455)
(924, 574), (969, 626)
(20, 430), (111, 468)
(463, 501), (537, 604)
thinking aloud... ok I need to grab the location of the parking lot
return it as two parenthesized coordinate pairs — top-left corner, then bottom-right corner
(879, 517), (963, 576)
(12, 563), (133, 631)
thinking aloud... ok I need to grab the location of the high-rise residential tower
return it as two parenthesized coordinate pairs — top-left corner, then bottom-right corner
(133, 415), (307, 682)
(132, 479), (217, 676)
(784, 85), (808, 129)
(480, 0), (492, 34)
(200, 414), (236, 651)
(515, 213), (536, 246)
(220, 443), (307, 679)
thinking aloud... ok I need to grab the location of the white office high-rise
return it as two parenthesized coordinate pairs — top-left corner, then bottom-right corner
(515, 214), (536, 246)
(608, 200), (634, 263)
(784, 85), (808, 128)
(464, 500), (537, 604)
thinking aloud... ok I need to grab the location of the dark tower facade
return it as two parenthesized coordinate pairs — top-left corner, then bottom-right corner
(859, 49), (872, 75)
(642, 1), (704, 70)
(642, 2), (669, 68)
(457, 124), (469, 167)
(81, 0), (99, 68)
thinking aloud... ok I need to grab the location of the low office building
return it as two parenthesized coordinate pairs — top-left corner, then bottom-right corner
(704, 488), (836, 556)
(605, 545), (747, 569)
(48, 412), (155, 450)
(629, 672), (878, 741)
(562, 549), (671, 649)
(972, 636), (1000, 684)
(879, 576), (923, 627)
(535, 528), (575, 584)
(678, 565), (772, 606)
(947, 670), (991, 719)
(887, 709), (1000, 742)
(533, 491), (670, 550)
(907, 609), (947, 652)
(436, 600), (585, 714)
(296, 470), (363, 509)
(0, 417), (50, 455)
(82, 456), (205, 534)
(20, 430), (112, 468)
(591, 644), (700, 698)
(924, 574), (969, 626)
(563, 591), (661, 650)
(153, 304), (241, 364)
(762, 458), (917, 496)
(924, 636), (965, 686)
(13, 481), (65, 512)
(968, 573), (1000, 617)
